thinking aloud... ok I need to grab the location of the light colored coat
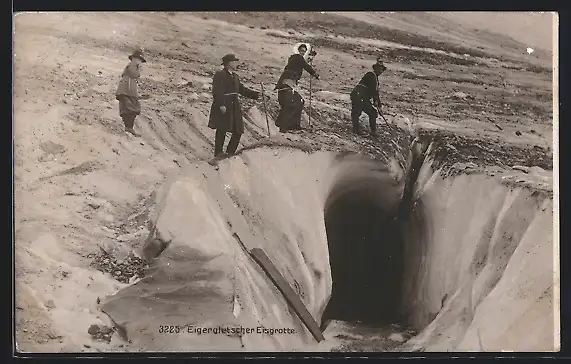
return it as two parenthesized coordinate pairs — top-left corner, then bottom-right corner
(116, 61), (141, 98)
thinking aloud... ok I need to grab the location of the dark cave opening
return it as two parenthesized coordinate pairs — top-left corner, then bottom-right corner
(322, 188), (405, 326)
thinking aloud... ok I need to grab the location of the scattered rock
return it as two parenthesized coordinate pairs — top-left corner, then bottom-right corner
(512, 165), (529, 173)
(87, 325), (100, 335)
(389, 333), (406, 342)
(446, 144), (458, 152)
(454, 161), (478, 171)
(188, 92), (200, 102)
(87, 201), (101, 209)
(515, 131), (522, 136)
(452, 91), (469, 100)
(87, 324), (114, 343)
(530, 129), (536, 134)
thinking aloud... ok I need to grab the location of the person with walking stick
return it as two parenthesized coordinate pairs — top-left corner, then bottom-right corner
(208, 53), (263, 158)
(349, 58), (387, 138)
(274, 43), (319, 134)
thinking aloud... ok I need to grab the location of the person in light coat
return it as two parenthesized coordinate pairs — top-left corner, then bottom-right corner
(208, 53), (261, 157)
(115, 48), (146, 137)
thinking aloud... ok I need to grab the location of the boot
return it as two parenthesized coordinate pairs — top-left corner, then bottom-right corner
(126, 128), (140, 137)
(123, 114), (140, 137)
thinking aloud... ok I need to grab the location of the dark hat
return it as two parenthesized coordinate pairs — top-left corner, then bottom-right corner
(221, 53), (239, 65)
(373, 59), (386, 71)
(128, 47), (147, 63)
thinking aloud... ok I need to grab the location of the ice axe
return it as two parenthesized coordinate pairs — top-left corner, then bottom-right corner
(374, 105), (389, 124)
(374, 102), (392, 124)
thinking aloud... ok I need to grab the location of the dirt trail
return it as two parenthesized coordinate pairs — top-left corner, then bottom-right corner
(14, 12), (553, 352)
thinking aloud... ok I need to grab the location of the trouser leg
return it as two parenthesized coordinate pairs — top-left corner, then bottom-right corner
(363, 100), (378, 134)
(350, 92), (363, 133)
(276, 90), (289, 130)
(214, 129), (226, 156)
(292, 92), (304, 129)
(122, 113), (135, 129)
(226, 133), (242, 155)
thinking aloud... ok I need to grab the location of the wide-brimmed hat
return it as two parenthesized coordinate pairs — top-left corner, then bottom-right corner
(128, 48), (147, 63)
(221, 53), (239, 65)
(373, 58), (386, 71)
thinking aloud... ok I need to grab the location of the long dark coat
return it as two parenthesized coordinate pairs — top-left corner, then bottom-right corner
(208, 69), (259, 134)
(274, 53), (317, 90)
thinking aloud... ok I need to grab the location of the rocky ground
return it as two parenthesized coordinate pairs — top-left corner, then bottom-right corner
(13, 12), (553, 352)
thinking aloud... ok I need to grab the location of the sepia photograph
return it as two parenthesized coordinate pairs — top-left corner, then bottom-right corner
(13, 11), (558, 353)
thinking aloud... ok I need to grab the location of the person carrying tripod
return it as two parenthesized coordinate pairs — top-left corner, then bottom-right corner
(274, 42), (319, 134)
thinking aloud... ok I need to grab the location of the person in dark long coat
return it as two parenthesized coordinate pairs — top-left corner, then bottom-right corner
(274, 43), (319, 133)
(208, 54), (261, 157)
(116, 48), (146, 137)
(350, 59), (387, 137)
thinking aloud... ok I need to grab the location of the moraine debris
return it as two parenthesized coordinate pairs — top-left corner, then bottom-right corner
(90, 249), (148, 284)
(87, 324), (115, 343)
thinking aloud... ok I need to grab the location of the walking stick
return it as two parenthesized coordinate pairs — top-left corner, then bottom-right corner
(308, 60), (313, 129)
(375, 104), (389, 124)
(260, 82), (271, 138)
